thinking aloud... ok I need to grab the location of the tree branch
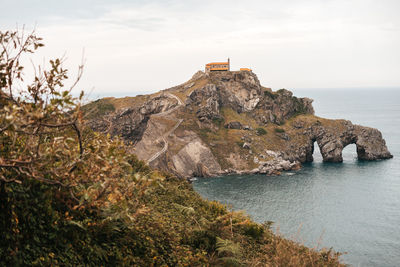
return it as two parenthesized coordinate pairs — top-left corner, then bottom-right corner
(40, 120), (76, 128)
(0, 123), (10, 133)
(72, 121), (83, 157)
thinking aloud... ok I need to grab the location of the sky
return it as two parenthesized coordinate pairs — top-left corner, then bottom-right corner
(1, 0), (400, 98)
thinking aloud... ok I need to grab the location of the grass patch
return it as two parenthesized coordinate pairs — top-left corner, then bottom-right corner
(263, 90), (277, 99)
(82, 98), (115, 119)
(276, 88), (287, 94)
(198, 128), (212, 138)
(212, 117), (224, 127)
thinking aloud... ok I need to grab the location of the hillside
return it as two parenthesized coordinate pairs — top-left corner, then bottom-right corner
(86, 70), (392, 178)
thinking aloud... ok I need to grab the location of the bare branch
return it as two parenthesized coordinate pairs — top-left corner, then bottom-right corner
(95, 181), (111, 201)
(0, 176), (21, 183)
(0, 159), (32, 166)
(0, 123), (10, 133)
(72, 122), (83, 157)
(68, 49), (86, 93)
(40, 120), (76, 128)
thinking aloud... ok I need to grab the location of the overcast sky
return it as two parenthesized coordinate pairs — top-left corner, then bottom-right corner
(1, 0), (399, 98)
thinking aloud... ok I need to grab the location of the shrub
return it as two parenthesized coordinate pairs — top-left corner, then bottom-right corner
(188, 229), (217, 252)
(212, 117), (224, 126)
(0, 29), (155, 265)
(256, 127), (267, 135)
(236, 141), (244, 147)
(242, 222), (265, 239)
(274, 128), (285, 133)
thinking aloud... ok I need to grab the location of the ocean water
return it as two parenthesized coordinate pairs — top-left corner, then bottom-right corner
(193, 88), (400, 267)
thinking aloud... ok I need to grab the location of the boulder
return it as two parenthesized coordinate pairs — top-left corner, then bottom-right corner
(224, 121), (243, 129)
(243, 142), (251, 149)
(243, 125), (252, 130)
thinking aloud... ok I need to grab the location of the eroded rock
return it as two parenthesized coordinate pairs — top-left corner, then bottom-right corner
(289, 120), (393, 163)
(171, 137), (221, 178)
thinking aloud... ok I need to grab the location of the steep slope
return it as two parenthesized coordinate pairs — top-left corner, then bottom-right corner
(86, 70), (392, 178)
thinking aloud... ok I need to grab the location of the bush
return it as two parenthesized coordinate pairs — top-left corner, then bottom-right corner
(256, 127), (267, 135)
(236, 141), (244, 147)
(274, 128), (285, 133)
(212, 117), (224, 126)
(242, 222), (265, 239)
(0, 29), (156, 265)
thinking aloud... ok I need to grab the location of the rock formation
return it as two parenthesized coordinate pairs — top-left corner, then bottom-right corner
(85, 70), (392, 178)
(282, 119), (393, 164)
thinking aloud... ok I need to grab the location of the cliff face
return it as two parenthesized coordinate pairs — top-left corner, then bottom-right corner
(86, 70), (392, 178)
(185, 71), (314, 126)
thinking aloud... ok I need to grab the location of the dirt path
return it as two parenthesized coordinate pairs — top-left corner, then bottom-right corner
(147, 93), (183, 164)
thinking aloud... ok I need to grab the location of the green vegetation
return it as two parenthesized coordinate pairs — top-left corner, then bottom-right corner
(256, 127), (267, 135)
(275, 127), (286, 133)
(81, 98), (115, 120)
(0, 30), (344, 266)
(212, 117), (224, 126)
(263, 89), (277, 99)
(236, 141), (245, 147)
(198, 127), (212, 139)
(292, 96), (308, 117)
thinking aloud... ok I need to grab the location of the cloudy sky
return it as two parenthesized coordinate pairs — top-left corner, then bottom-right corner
(1, 0), (399, 98)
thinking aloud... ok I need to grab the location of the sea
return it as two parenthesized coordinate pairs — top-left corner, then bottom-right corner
(193, 88), (400, 267)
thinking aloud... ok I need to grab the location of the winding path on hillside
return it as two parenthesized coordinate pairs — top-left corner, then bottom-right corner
(147, 93), (183, 164)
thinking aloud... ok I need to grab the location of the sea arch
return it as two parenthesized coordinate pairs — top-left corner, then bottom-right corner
(303, 122), (392, 163)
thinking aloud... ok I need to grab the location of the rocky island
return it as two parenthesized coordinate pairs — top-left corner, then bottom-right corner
(85, 70), (392, 178)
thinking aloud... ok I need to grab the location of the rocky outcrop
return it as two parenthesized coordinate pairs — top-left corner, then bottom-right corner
(186, 84), (221, 122)
(85, 70), (392, 178)
(88, 93), (178, 144)
(284, 119), (393, 163)
(253, 150), (301, 175)
(255, 89), (315, 125)
(353, 125), (393, 160)
(171, 133), (222, 177)
(215, 71), (262, 113)
(186, 71), (314, 127)
(224, 121), (243, 129)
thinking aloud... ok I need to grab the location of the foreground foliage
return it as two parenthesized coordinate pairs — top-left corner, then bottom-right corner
(0, 29), (344, 266)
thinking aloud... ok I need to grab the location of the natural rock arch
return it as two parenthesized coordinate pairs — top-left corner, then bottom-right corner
(303, 121), (392, 163)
